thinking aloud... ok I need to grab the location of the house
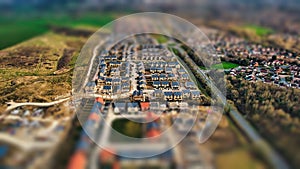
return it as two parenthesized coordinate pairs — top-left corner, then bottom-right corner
(150, 67), (156, 73)
(122, 82), (130, 91)
(132, 90), (144, 101)
(190, 90), (201, 99)
(122, 83), (130, 89)
(150, 66), (165, 73)
(181, 74), (189, 80)
(113, 102), (126, 114)
(97, 76), (106, 85)
(104, 55), (117, 60)
(165, 67), (173, 74)
(110, 68), (120, 76)
(124, 67), (130, 77)
(173, 91), (183, 101)
(105, 78), (112, 85)
(161, 81), (169, 89)
(112, 78), (121, 85)
(168, 73), (176, 81)
(99, 58), (105, 65)
(150, 102), (159, 110)
(140, 102), (150, 111)
(151, 74), (159, 81)
(109, 61), (121, 68)
(138, 81), (146, 88)
(168, 102), (178, 109)
(113, 85), (121, 94)
(182, 89), (190, 99)
(153, 81), (160, 88)
(137, 66), (145, 73)
(103, 85), (112, 94)
(178, 69), (186, 74)
(168, 62), (180, 68)
(127, 102), (139, 113)
(156, 68), (164, 73)
(99, 64), (106, 76)
(121, 77), (130, 82)
(153, 89), (163, 97)
(85, 82), (96, 93)
(185, 81), (196, 89)
(171, 81), (180, 90)
(179, 102), (188, 109)
(159, 74), (167, 81)
(164, 91), (173, 100)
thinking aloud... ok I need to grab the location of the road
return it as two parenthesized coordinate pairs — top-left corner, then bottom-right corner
(4, 97), (70, 113)
(0, 133), (53, 151)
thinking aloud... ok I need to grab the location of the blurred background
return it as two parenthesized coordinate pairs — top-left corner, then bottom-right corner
(0, 0), (300, 169)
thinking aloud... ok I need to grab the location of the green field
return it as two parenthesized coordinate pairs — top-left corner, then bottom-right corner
(152, 34), (169, 44)
(211, 61), (239, 69)
(0, 13), (115, 49)
(243, 25), (273, 37)
(111, 119), (143, 139)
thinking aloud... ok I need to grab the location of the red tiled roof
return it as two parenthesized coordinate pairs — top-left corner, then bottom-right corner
(68, 150), (86, 169)
(146, 129), (160, 138)
(140, 102), (150, 110)
(96, 97), (105, 104)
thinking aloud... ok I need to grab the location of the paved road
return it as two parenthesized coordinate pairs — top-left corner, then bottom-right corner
(0, 133), (53, 151)
(5, 97), (70, 113)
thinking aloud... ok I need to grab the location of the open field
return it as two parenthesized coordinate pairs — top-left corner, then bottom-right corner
(216, 148), (265, 169)
(243, 25), (273, 37)
(0, 13), (115, 49)
(211, 61), (239, 69)
(203, 116), (267, 169)
(0, 31), (88, 111)
(200, 61), (239, 70)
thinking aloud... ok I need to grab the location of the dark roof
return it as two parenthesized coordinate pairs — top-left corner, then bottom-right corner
(165, 67), (172, 71)
(133, 90), (143, 96)
(182, 74), (189, 78)
(174, 91), (183, 96)
(110, 61), (121, 65)
(171, 81), (179, 86)
(112, 78), (121, 82)
(164, 91), (173, 96)
(127, 102), (139, 108)
(182, 89), (190, 94)
(186, 81), (195, 87)
(191, 90), (201, 95)
(153, 81), (160, 86)
(178, 69), (186, 73)
(161, 81), (169, 85)
(103, 85), (112, 90)
(114, 102), (126, 108)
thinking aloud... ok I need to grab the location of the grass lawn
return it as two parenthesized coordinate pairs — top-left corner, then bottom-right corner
(0, 13), (115, 49)
(243, 25), (273, 37)
(152, 34), (169, 44)
(111, 118), (143, 139)
(216, 148), (266, 169)
(210, 61), (239, 69)
(0, 19), (48, 49)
